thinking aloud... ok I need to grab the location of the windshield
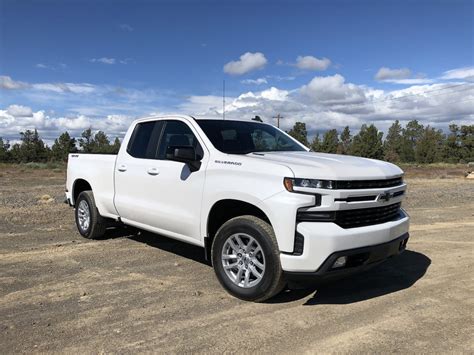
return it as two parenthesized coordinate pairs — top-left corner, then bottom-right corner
(196, 119), (307, 154)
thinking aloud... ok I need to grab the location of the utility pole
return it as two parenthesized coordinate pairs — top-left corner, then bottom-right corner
(223, 80), (226, 120)
(273, 113), (284, 128)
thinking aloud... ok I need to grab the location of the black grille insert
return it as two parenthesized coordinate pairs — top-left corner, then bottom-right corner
(334, 177), (403, 189)
(335, 202), (402, 228)
(297, 202), (402, 228)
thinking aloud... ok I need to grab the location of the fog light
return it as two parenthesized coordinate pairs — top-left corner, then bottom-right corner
(332, 256), (347, 269)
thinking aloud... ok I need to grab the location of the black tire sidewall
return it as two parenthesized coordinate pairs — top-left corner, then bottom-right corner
(75, 192), (93, 238)
(212, 218), (280, 301)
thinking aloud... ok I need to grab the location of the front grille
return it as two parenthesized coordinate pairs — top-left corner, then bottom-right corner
(334, 177), (403, 189)
(335, 202), (402, 228)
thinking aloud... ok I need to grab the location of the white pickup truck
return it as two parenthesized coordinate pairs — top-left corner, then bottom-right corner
(66, 115), (409, 301)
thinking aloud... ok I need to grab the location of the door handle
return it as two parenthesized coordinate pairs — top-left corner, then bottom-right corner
(117, 165), (127, 172)
(147, 167), (160, 176)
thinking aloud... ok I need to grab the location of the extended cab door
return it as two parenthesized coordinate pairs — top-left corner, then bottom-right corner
(114, 118), (208, 244)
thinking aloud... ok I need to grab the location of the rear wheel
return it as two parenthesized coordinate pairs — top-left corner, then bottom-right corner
(211, 215), (285, 302)
(75, 191), (106, 239)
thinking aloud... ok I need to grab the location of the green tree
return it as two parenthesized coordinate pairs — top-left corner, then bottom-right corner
(51, 131), (77, 161)
(351, 124), (384, 159)
(415, 126), (445, 163)
(337, 126), (352, 154)
(92, 131), (111, 153)
(18, 129), (48, 162)
(310, 133), (321, 152)
(287, 122), (308, 146)
(400, 120), (424, 162)
(384, 120), (403, 162)
(320, 129), (339, 153)
(0, 137), (10, 162)
(111, 137), (121, 154)
(79, 127), (94, 153)
(459, 125), (474, 161)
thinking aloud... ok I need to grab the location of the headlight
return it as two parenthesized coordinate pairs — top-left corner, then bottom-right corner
(284, 177), (335, 192)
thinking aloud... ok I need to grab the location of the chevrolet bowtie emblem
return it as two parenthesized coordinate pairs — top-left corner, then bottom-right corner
(378, 191), (394, 202)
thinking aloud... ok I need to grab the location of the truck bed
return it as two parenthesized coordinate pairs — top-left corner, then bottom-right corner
(66, 153), (118, 218)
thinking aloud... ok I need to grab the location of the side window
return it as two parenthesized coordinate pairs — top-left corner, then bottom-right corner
(127, 121), (163, 159)
(157, 120), (204, 160)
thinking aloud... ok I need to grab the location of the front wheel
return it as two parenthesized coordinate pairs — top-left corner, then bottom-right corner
(75, 191), (106, 239)
(211, 215), (285, 302)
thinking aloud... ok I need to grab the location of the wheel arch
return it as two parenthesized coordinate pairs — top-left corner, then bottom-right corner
(204, 198), (273, 262)
(72, 178), (92, 206)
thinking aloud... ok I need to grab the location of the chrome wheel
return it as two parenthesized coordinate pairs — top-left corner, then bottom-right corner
(77, 200), (91, 232)
(221, 233), (266, 288)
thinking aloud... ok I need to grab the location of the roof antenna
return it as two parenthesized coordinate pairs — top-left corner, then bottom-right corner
(223, 79), (226, 120)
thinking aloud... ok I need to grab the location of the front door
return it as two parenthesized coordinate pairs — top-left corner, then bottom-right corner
(114, 118), (207, 244)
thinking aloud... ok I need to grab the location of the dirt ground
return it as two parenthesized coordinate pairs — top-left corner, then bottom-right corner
(1, 165), (473, 353)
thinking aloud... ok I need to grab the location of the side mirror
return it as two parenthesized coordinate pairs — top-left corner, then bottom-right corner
(166, 146), (201, 172)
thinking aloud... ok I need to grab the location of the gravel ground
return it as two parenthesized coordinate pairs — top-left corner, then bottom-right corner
(0, 165), (473, 353)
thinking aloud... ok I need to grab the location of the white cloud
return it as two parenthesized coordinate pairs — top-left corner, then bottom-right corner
(185, 74), (473, 135)
(375, 67), (412, 81)
(6, 105), (33, 117)
(90, 57), (116, 65)
(241, 78), (268, 85)
(35, 63), (68, 70)
(32, 82), (97, 94)
(267, 75), (296, 81)
(441, 66), (474, 81)
(381, 78), (435, 85)
(295, 56), (331, 71)
(1, 69), (472, 142)
(300, 74), (366, 105)
(223, 52), (267, 75)
(119, 24), (134, 32)
(0, 76), (29, 90)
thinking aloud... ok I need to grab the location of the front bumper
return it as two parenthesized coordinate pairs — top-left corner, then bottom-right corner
(280, 209), (409, 272)
(284, 232), (409, 283)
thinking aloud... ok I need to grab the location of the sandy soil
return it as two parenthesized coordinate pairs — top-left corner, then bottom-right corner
(0, 165), (473, 353)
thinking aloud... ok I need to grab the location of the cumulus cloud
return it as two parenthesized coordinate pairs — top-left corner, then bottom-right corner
(185, 75), (473, 134)
(1, 70), (472, 143)
(90, 57), (116, 65)
(241, 78), (268, 85)
(0, 76), (29, 90)
(6, 105), (33, 117)
(295, 56), (331, 71)
(300, 74), (366, 105)
(375, 67), (412, 81)
(441, 66), (474, 81)
(223, 52), (267, 75)
(375, 67), (435, 84)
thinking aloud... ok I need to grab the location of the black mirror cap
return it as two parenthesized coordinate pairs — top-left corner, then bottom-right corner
(166, 146), (202, 172)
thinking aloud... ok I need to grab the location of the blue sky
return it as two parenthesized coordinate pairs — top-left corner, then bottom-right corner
(0, 0), (473, 141)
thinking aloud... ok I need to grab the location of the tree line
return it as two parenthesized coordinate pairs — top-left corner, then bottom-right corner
(286, 120), (473, 163)
(0, 120), (472, 164)
(0, 128), (121, 163)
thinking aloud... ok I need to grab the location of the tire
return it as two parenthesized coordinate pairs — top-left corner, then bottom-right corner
(75, 190), (106, 239)
(211, 215), (285, 302)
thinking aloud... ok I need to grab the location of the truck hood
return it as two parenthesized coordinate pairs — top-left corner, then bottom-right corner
(246, 151), (403, 180)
